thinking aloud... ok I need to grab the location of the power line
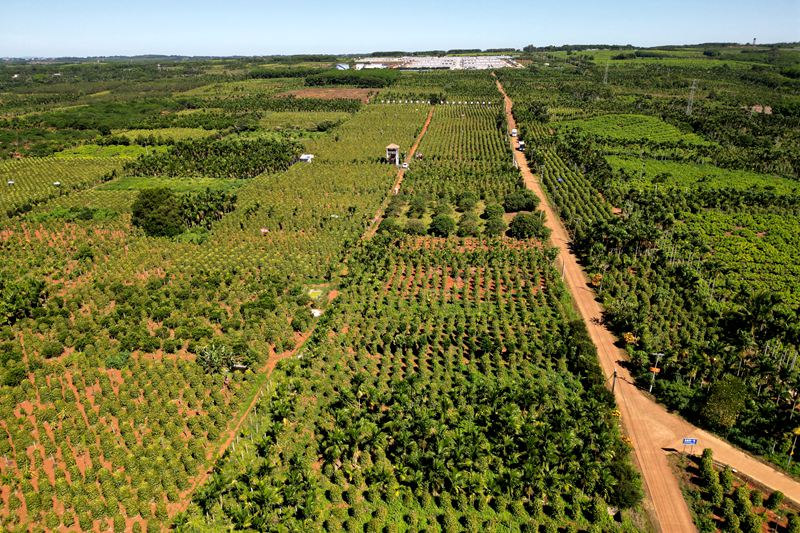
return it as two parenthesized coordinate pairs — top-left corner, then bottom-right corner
(686, 79), (698, 116)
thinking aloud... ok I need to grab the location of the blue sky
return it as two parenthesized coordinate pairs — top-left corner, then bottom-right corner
(1, 0), (798, 57)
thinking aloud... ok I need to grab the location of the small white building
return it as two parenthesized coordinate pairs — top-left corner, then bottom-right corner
(386, 144), (400, 166)
(299, 154), (315, 163)
(336, 63), (350, 70)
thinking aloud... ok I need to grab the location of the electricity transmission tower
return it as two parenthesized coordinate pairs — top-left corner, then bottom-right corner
(686, 79), (698, 116)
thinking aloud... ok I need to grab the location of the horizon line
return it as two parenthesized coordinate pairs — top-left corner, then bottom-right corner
(3, 41), (799, 61)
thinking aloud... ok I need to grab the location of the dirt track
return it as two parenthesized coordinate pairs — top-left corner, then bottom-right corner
(176, 107), (435, 519)
(494, 77), (800, 532)
(362, 106), (434, 240)
(172, 330), (312, 518)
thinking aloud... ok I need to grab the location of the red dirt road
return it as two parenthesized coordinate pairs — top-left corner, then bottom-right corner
(495, 77), (800, 532)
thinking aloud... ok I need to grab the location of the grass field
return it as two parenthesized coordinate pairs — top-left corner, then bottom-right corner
(258, 111), (351, 130)
(556, 114), (713, 145)
(54, 144), (167, 158)
(0, 157), (122, 216)
(179, 77), (305, 97)
(31, 189), (138, 214)
(607, 156), (800, 193)
(111, 128), (219, 141)
(684, 210), (800, 305)
(98, 176), (243, 193)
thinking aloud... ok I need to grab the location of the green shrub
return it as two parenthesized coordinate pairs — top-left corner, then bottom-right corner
(456, 191), (479, 212)
(483, 203), (505, 219)
(457, 212), (481, 237)
(378, 217), (403, 234)
(508, 212), (550, 240)
(788, 513), (800, 533)
(131, 188), (184, 238)
(40, 340), (63, 359)
(720, 466), (734, 494)
(503, 190), (539, 212)
(429, 214), (456, 237)
(749, 490), (763, 508)
(404, 219), (427, 235)
(484, 216), (506, 236)
(702, 375), (748, 432)
(764, 490), (784, 510)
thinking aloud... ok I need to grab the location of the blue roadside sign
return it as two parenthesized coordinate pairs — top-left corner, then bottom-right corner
(683, 438), (698, 446)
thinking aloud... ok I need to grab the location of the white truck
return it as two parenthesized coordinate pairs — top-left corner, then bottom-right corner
(510, 128), (518, 137)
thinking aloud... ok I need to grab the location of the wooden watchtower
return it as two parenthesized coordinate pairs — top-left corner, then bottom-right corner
(386, 144), (400, 166)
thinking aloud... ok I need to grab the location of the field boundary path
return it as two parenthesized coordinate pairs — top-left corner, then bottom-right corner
(362, 106), (434, 240)
(174, 106), (435, 519)
(494, 76), (800, 532)
(173, 332), (312, 517)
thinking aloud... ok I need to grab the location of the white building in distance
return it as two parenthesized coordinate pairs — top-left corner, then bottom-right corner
(353, 56), (522, 70)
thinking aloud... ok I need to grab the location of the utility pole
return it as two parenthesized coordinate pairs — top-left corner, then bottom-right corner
(649, 352), (665, 393)
(603, 61), (609, 85)
(611, 368), (618, 394)
(686, 79), (698, 116)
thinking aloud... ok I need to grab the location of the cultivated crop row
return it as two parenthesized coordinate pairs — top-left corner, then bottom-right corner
(0, 101), (429, 531)
(0, 158), (122, 218)
(181, 238), (642, 531)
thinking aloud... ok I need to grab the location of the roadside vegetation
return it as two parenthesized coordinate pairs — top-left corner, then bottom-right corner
(498, 43), (800, 475)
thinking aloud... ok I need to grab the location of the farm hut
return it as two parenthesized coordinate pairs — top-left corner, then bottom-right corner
(6, 180), (14, 186)
(299, 154), (315, 163)
(386, 144), (400, 166)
